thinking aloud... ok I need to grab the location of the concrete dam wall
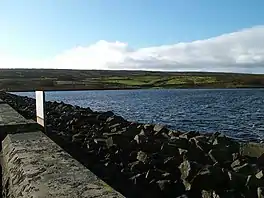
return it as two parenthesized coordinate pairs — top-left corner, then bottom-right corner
(0, 98), (123, 198)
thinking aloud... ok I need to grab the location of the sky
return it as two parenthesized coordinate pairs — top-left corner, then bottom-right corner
(1, 0), (264, 73)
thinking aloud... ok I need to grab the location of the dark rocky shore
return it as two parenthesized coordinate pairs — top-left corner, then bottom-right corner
(1, 92), (264, 198)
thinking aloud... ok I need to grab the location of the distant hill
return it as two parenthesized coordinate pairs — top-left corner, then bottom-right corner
(1, 69), (264, 91)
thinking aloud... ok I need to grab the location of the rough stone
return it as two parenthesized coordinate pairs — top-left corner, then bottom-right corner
(134, 134), (147, 144)
(208, 147), (233, 164)
(2, 131), (124, 198)
(231, 159), (241, 168)
(129, 161), (148, 173)
(258, 187), (264, 198)
(256, 170), (264, 179)
(169, 137), (189, 149)
(179, 160), (202, 189)
(233, 163), (255, 175)
(137, 151), (150, 164)
(191, 166), (229, 191)
(228, 171), (247, 191)
(240, 142), (264, 158)
(153, 124), (168, 135)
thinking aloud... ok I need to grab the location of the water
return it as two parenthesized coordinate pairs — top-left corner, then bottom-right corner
(15, 89), (264, 141)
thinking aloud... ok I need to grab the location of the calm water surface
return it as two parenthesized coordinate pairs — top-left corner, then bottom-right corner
(15, 89), (264, 141)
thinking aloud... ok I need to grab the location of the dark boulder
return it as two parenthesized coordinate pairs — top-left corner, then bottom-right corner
(129, 161), (149, 173)
(233, 163), (256, 175)
(156, 180), (186, 198)
(137, 151), (150, 164)
(153, 124), (169, 136)
(191, 166), (229, 192)
(179, 160), (202, 190)
(208, 147), (233, 165)
(240, 142), (264, 158)
(228, 171), (247, 192)
(258, 187), (264, 198)
(169, 137), (189, 149)
(96, 111), (114, 121)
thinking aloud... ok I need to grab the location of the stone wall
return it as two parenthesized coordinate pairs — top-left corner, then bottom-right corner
(0, 99), (124, 198)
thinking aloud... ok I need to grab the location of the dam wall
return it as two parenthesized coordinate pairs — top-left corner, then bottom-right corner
(2, 91), (264, 197)
(0, 99), (123, 198)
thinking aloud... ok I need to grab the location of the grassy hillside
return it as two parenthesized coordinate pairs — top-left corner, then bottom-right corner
(1, 69), (264, 91)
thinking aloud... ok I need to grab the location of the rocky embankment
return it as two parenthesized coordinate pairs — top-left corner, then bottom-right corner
(1, 92), (264, 198)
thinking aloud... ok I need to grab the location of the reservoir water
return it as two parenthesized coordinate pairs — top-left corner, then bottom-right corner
(15, 89), (264, 141)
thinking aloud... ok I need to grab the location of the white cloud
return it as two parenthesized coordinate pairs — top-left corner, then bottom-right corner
(1, 26), (264, 73)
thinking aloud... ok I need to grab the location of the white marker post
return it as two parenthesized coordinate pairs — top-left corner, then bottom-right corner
(35, 91), (46, 131)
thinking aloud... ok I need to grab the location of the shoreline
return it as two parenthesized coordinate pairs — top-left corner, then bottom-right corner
(9, 86), (264, 93)
(1, 91), (264, 197)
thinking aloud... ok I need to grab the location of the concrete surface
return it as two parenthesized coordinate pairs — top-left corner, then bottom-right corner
(1, 131), (124, 198)
(0, 103), (41, 141)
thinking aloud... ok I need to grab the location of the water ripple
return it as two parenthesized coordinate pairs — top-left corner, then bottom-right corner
(14, 88), (264, 141)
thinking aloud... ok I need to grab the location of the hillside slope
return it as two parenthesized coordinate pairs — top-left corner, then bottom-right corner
(1, 69), (264, 91)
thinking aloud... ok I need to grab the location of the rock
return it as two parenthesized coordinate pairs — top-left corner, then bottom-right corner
(179, 131), (199, 139)
(191, 166), (229, 191)
(129, 173), (146, 185)
(164, 156), (182, 169)
(72, 133), (85, 144)
(122, 125), (141, 138)
(93, 138), (107, 145)
(137, 151), (150, 164)
(208, 147), (233, 164)
(106, 135), (130, 149)
(168, 130), (180, 137)
(257, 154), (264, 167)
(201, 190), (215, 198)
(106, 115), (126, 125)
(187, 143), (212, 165)
(178, 148), (188, 156)
(179, 160), (202, 190)
(134, 134), (147, 144)
(245, 175), (259, 198)
(256, 170), (264, 179)
(96, 111), (114, 121)
(257, 187), (264, 198)
(103, 131), (124, 137)
(143, 124), (153, 131)
(109, 123), (121, 130)
(228, 171), (247, 191)
(233, 163), (255, 175)
(240, 142), (264, 158)
(231, 159), (241, 168)
(141, 125), (153, 136)
(232, 153), (239, 161)
(176, 194), (188, 198)
(141, 141), (162, 153)
(190, 136), (211, 152)
(145, 169), (163, 181)
(156, 180), (185, 197)
(169, 137), (189, 149)
(160, 143), (181, 156)
(153, 124), (168, 135)
(129, 161), (148, 173)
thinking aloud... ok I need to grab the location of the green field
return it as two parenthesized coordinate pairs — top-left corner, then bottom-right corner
(1, 69), (264, 91)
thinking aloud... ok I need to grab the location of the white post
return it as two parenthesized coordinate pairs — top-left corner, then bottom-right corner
(35, 91), (46, 130)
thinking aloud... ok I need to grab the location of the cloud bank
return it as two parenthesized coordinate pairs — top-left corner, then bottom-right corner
(1, 26), (264, 73)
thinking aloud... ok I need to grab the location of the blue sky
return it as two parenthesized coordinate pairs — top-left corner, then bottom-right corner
(0, 0), (264, 72)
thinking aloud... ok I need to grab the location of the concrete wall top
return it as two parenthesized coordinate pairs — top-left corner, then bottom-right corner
(0, 103), (30, 125)
(2, 131), (124, 198)
(0, 103), (41, 141)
